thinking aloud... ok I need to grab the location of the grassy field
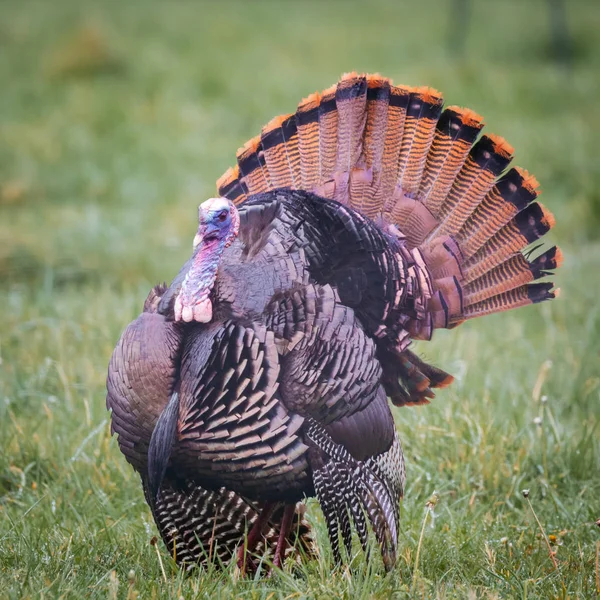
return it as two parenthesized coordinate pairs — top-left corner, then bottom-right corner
(1, 1), (599, 598)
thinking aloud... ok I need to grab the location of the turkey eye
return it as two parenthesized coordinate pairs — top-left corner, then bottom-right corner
(217, 211), (228, 222)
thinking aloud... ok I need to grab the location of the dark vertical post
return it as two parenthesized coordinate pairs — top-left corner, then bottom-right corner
(547, 0), (572, 67)
(447, 0), (470, 58)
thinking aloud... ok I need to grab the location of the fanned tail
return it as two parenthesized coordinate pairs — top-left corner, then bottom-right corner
(216, 72), (559, 339)
(306, 419), (403, 570)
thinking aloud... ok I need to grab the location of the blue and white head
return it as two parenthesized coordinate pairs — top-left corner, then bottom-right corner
(174, 197), (239, 323)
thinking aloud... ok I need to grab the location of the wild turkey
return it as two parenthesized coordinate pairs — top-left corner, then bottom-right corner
(107, 72), (560, 572)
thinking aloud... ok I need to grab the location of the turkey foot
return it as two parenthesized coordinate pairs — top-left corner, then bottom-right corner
(237, 501), (275, 575)
(270, 503), (297, 573)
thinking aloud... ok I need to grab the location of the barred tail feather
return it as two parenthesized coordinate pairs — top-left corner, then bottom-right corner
(236, 136), (271, 195)
(457, 167), (540, 257)
(296, 92), (321, 190)
(420, 107), (484, 212)
(357, 75), (390, 217)
(216, 72), (559, 336)
(333, 73), (368, 205)
(217, 165), (247, 204)
(379, 85), (410, 214)
(423, 134), (514, 243)
(462, 202), (556, 284)
(397, 87), (444, 198)
(261, 114), (301, 189)
(464, 246), (562, 306)
(456, 282), (558, 323)
(317, 84), (339, 186)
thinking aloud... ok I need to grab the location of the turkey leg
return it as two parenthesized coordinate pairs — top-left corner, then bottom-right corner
(237, 501), (275, 573)
(271, 503), (297, 571)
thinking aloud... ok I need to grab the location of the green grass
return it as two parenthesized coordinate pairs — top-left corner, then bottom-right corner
(1, 1), (599, 597)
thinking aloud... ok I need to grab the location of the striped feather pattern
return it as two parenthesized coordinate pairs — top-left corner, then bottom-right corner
(305, 417), (402, 571)
(463, 202), (555, 284)
(261, 115), (300, 190)
(296, 93), (321, 189)
(455, 282), (557, 323)
(464, 246), (562, 306)
(424, 135), (514, 242)
(420, 107), (484, 213)
(236, 137), (271, 195)
(216, 166), (247, 204)
(216, 71), (558, 336)
(457, 167), (540, 258)
(152, 481), (313, 571)
(396, 87), (444, 198)
(334, 73), (368, 204)
(357, 75), (391, 217)
(317, 85), (339, 183)
(379, 85), (410, 216)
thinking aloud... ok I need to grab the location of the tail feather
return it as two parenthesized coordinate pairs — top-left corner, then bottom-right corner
(456, 282), (558, 323)
(296, 92), (321, 190)
(217, 165), (247, 204)
(317, 84), (339, 186)
(379, 85), (410, 214)
(354, 75), (391, 217)
(333, 73), (368, 205)
(463, 201), (555, 284)
(464, 246), (562, 306)
(217, 72), (559, 339)
(236, 136), (271, 195)
(397, 87), (444, 198)
(261, 114), (300, 189)
(458, 167), (540, 258)
(424, 134), (514, 243)
(420, 107), (484, 213)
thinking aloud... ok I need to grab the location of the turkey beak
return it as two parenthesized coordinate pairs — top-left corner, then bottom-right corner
(193, 224), (221, 249)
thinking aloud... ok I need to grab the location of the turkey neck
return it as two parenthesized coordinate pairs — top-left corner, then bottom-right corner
(188, 238), (226, 290)
(177, 237), (227, 322)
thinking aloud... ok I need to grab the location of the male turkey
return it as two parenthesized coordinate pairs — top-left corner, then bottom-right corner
(107, 73), (560, 573)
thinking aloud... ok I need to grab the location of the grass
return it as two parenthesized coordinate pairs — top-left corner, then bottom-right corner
(1, 0), (599, 597)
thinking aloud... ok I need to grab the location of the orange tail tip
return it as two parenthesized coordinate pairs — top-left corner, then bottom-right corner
(540, 203), (556, 229)
(411, 86), (444, 105)
(515, 167), (541, 193)
(216, 165), (239, 191)
(298, 92), (321, 112)
(391, 84), (412, 97)
(262, 113), (294, 134)
(554, 246), (564, 268)
(487, 134), (515, 159)
(320, 84), (337, 99)
(340, 71), (361, 82)
(367, 73), (389, 88)
(446, 105), (485, 128)
(434, 373), (455, 389)
(236, 135), (262, 159)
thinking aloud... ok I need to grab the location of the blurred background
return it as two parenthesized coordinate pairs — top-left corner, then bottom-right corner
(1, 0), (598, 291)
(1, 1), (598, 597)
